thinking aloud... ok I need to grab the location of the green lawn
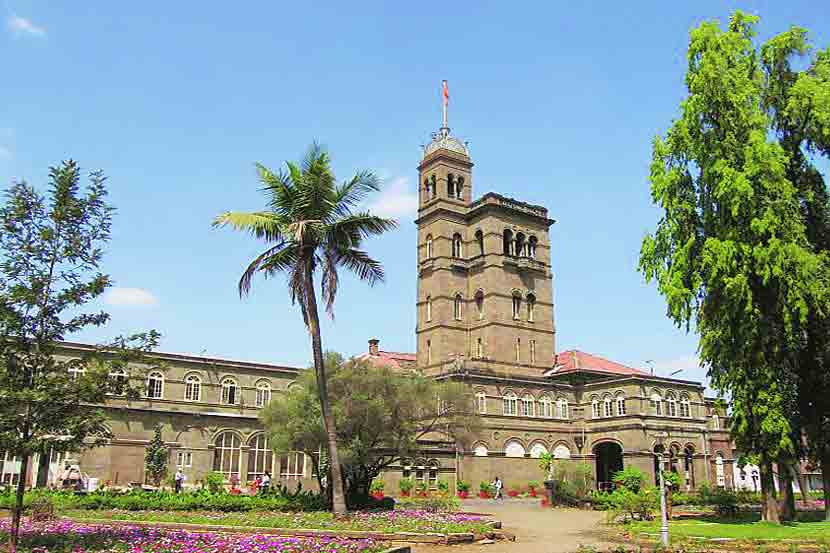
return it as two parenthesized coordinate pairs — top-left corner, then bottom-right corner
(625, 513), (830, 543)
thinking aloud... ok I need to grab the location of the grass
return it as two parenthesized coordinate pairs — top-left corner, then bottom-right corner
(66, 508), (493, 535)
(624, 512), (830, 543)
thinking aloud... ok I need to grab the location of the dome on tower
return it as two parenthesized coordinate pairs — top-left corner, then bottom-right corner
(423, 128), (469, 159)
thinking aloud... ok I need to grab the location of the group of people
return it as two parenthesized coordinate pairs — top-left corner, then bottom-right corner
(172, 469), (272, 494)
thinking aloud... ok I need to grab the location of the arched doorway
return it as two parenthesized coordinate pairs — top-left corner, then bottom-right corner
(594, 442), (623, 492)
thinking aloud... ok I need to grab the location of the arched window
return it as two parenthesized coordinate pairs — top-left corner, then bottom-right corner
(603, 395), (613, 417)
(591, 396), (601, 418)
(146, 371), (164, 399)
(515, 233), (526, 257)
(426, 296), (432, 322)
(505, 440), (526, 458)
(428, 459), (439, 489)
(616, 393), (626, 416)
(683, 445), (695, 489)
(539, 396), (552, 418)
(247, 434), (273, 479)
(503, 392), (518, 416)
(184, 374), (201, 402)
(666, 392), (678, 417)
(429, 175), (437, 198)
(401, 458), (412, 478)
(476, 391), (487, 414)
(473, 444), (489, 457)
(68, 363), (86, 380)
(447, 173), (456, 198)
(528, 236), (538, 259)
(255, 381), (272, 408)
(503, 230), (514, 256)
(650, 391), (663, 416)
(512, 293), (522, 320)
(475, 289), (484, 320)
(456, 176), (465, 199)
(680, 394), (691, 418)
(423, 178), (430, 201)
(475, 230), (484, 256)
(476, 337), (484, 358)
(425, 235), (433, 259)
(221, 378), (239, 405)
(280, 451), (306, 480)
(530, 442), (548, 458)
(452, 233), (463, 258)
(715, 453), (725, 487)
(553, 444), (572, 459)
(526, 293), (536, 322)
(212, 432), (241, 479)
(426, 340), (432, 364)
(529, 339), (536, 363)
(515, 338), (521, 363)
(521, 394), (535, 417)
(453, 294), (463, 320)
(108, 368), (128, 395)
(557, 397), (569, 420)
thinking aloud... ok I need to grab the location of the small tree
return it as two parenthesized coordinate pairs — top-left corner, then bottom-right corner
(261, 352), (477, 506)
(0, 161), (158, 552)
(144, 424), (168, 487)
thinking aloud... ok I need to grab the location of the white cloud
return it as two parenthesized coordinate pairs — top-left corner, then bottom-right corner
(366, 176), (418, 219)
(8, 15), (46, 37)
(104, 287), (159, 307)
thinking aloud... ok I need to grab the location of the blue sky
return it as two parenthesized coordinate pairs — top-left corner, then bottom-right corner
(2, 1), (829, 387)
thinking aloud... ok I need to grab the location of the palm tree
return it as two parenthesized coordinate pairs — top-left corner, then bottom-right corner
(213, 144), (397, 513)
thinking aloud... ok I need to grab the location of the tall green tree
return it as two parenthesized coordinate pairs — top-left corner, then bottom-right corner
(761, 30), (830, 520)
(145, 423), (168, 487)
(0, 161), (159, 552)
(639, 12), (829, 523)
(261, 352), (476, 506)
(213, 145), (397, 514)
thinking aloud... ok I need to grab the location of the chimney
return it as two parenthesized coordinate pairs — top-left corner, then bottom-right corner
(368, 338), (380, 356)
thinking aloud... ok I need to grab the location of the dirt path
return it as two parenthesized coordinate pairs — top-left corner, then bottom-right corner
(414, 499), (615, 553)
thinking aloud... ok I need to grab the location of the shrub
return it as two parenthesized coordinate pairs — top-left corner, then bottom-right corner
(456, 480), (471, 493)
(612, 466), (646, 493)
(436, 480), (449, 495)
(606, 487), (658, 523)
(548, 479), (581, 507)
(204, 472), (226, 494)
(396, 495), (460, 512)
(528, 480), (540, 490)
(398, 478), (413, 494)
(709, 489), (739, 517)
(369, 480), (384, 493)
(479, 481), (493, 496)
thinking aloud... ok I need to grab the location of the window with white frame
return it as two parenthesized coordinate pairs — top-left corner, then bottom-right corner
(184, 374), (201, 402)
(68, 363), (86, 380)
(212, 432), (241, 479)
(453, 294), (463, 320)
(591, 396), (601, 418)
(505, 440), (526, 458)
(616, 394), (626, 416)
(401, 459), (412, 478)
(255, 381), (272, 408)
(521, 394), (535, 417)
(553, 443), (571, 459)
(427, 459), (439, 489)
(715, 453), (725, 487)
(473, 444), (488, 457)
(476, 392), (487, 414)
(146, 371), (164, 399)
(603, 395), (613, 417)
(539, 396), (552, 418)
(280, 451), (306, 480)
(680, 394), (691, 418)
(557, 397), (569, 419)
(529, 442), (548, 458)
(503, 392), (518, 416)
(247, 434), (274, 479)
(527, 294), (536, 322)
(221, 378), (239, 405)
(0, 451), (21, 485)
(176, 451), (192, 468)
(666, 392), (678, 417)
(650, 392), (663, 416)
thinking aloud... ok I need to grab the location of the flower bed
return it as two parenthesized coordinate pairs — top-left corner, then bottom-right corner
(0, 519), (386, 553)
(67, 509), (493, 535)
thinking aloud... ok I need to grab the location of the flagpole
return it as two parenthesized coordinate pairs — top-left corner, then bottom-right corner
(442, 80), (448, 133)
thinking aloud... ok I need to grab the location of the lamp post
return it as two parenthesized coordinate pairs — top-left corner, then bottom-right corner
(653, 432), (669, 548)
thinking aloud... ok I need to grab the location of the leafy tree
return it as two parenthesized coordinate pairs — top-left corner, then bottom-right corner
(639, 12), (829, 523)
(0, 161), (159, 552)
(260, 352), (476, 507)
(144, 424), (168, 487)
(213, 144), (396, 514)
(612, 466), (646, 493)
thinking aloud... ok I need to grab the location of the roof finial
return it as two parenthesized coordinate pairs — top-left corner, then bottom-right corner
(441, 80), (449, 136)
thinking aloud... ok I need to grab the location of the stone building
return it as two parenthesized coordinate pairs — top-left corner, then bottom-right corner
(2, 97), (745, 494)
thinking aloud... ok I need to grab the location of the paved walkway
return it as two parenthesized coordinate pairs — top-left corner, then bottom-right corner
(415, 499), (615, 553)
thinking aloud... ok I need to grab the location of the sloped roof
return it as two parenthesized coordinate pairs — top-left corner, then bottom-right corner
(357, 350), (417, 370)
(546, 350), (649, 378)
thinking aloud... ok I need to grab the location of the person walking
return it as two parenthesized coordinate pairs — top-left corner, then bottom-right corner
(174, 469), (185, 493)
(493, 476), (504, 500)
(261, 471), (272, 494)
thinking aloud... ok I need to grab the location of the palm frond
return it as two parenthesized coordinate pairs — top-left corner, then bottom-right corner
(239, 243), (296, 297)
(212, 212), (287, 243)
(256, 163), (297, 218)
(321, 249), (339, 318)
(328, 213), (398, 244)
(333, 248), (385, 286)
(330, 171), (381, 220)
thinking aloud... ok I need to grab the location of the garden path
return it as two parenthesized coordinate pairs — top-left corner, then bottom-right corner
(414, 499), (615, 553)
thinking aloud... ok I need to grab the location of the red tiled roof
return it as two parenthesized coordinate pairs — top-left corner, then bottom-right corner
(547, 350), (649, 377)
(357, 350), (417, 370)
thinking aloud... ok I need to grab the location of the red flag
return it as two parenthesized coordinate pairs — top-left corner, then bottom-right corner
(442, 80), (449, 104)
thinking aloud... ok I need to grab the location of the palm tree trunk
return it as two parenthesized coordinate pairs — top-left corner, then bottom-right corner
(304, 271), (347, 515)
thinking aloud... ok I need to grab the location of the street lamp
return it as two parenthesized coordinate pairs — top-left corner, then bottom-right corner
(652, 432), (670, 548)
